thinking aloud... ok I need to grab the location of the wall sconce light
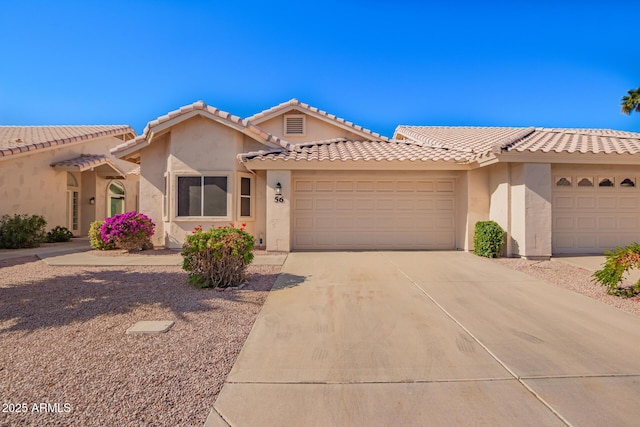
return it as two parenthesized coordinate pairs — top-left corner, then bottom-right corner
(89, 197), (96, 205)
(274, 182), (284, 203)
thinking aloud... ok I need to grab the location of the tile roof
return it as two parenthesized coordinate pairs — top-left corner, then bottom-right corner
(112, 100), (292, 160)
(246, 98), (391, 141)
(395, 126), (640, 157)
(50, 154), (127, 178)
(239, 138), (472, 163)
(505, 128), (640, 154)
(395, 126), (535, 156)
(0, 125), (135, 158)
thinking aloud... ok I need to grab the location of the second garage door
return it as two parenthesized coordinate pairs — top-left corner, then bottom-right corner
(552, 174), (640, 254)
(292, 173), (456, 250)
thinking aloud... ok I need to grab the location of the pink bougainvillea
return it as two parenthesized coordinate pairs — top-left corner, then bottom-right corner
(100, 211), (155, 252)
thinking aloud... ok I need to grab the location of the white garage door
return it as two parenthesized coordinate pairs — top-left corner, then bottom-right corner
(552, 174), (640, 254)
(292, 173), (456, 250)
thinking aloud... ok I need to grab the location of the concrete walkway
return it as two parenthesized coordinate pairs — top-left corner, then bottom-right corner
(0, 239), (286, 266)
(208, 252), (640, 427)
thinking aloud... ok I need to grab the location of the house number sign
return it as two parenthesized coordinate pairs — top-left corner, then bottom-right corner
(274, 196), (284, 203)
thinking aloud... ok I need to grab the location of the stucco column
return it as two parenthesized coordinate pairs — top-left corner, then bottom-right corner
(266, 170), (291, 252)
(510, 163), (552, 259)
(464, 168), (489, 251)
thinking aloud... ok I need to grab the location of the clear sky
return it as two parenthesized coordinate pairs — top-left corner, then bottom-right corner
(1, 0), (639, 138)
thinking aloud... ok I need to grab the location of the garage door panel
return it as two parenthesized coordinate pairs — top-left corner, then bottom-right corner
(619, 217), (638, 230)
(315, 181), (334, 192)
(597, 217), (615, 230)
(336, 181), (353, 192)
(597, 196), (616, 208)
(619, 197), (638, 209)
(436, 199), (455, 211)
(295, 180), (313, 192)
(436, 181), (455, 192)
(554, 196), (574, 209)
(296, 199), (314, 210)
(293, 175), (456, 250)
(555, 216), (574, 230)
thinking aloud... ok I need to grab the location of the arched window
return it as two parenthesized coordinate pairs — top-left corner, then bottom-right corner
(108, 181), (126, 217)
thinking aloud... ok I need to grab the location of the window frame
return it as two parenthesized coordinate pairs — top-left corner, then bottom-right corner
(237, 173), (255, 220)
(173, 172), (232, 221)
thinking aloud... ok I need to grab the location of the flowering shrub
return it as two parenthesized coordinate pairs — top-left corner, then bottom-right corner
(181, 224), (254, 288)
(100, 212), (155, 252)
(593, 243), (640, 297)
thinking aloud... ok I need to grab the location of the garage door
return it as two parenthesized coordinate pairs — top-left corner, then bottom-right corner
(292, 173), (456, 250)
(552, 174), (640, 254)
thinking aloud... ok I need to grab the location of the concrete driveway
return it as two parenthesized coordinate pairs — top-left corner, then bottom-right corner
(207, 252), (640, 427)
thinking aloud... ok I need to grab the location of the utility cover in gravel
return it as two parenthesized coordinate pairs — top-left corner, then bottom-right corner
(126, 320), (174, 334)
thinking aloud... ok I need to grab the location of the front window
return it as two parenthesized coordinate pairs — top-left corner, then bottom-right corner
(177, 176), (228, 217)
(240, 176), (252, 217)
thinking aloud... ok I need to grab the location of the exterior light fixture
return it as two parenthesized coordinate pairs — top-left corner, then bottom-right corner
(89, 197), (96, 205)
(274, 182), (284, 203)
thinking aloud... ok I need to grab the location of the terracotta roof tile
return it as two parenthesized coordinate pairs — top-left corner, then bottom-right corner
(0, 125), (134, 158)
(246, 99), (391, 141)
(50, 154), (127, 177)
(508, 128), (640, 154)
(239, 138), (472, 163)
(395, 126), (640, 157)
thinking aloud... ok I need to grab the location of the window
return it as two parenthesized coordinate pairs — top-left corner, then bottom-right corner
(621, 178), (636, 187)
(555, 177), (571, 187)
(577, 177), (593, 187)
(163, 173), (169, 219)
(108, 181), (126, 217)
(598, 177), (615, 187)
(177, 176), (228, 217)
(284, 114), (305, 136)
(66, 173), (79, 232)
(239, 175), (252, 218)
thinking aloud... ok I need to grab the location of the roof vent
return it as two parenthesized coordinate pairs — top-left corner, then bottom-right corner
(284, 114), (305, 136)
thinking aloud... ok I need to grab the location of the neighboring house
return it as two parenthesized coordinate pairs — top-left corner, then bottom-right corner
(112, 99), (640, 258)
(0, 126), (139, 236)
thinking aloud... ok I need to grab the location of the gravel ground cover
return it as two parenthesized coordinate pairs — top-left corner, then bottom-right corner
(0, 256), (279, 426)
(493, 257), (640, 317)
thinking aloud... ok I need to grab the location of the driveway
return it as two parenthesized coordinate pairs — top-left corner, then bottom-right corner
(208, 252), (640, 427)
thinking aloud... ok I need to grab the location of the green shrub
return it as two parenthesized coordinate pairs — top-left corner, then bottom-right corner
(45, 226), (74, 243)
(0, 214), (47, 249)
(473, 221), (505, 258)
(89, 220), (116, 250)
(181, 224), (254, 288)
(593, 243), (640, 297)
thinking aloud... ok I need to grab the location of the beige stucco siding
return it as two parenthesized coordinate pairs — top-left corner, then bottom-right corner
(0, 136), (138, 236)
(256, 113), (365, 141)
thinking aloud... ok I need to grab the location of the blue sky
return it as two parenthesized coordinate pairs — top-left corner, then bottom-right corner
(1, 0), (638, 137)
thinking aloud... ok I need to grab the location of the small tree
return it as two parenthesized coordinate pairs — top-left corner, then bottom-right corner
(593, 243), (640, 297)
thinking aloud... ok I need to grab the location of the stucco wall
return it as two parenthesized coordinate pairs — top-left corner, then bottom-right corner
(256, 113), (365, 141)
(487, 162), (510, 255)
(510, 163), (552, 259)
(0, 136), (138, 236)
(266, 170), (291, 251)
(463, 168), (490, 251)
